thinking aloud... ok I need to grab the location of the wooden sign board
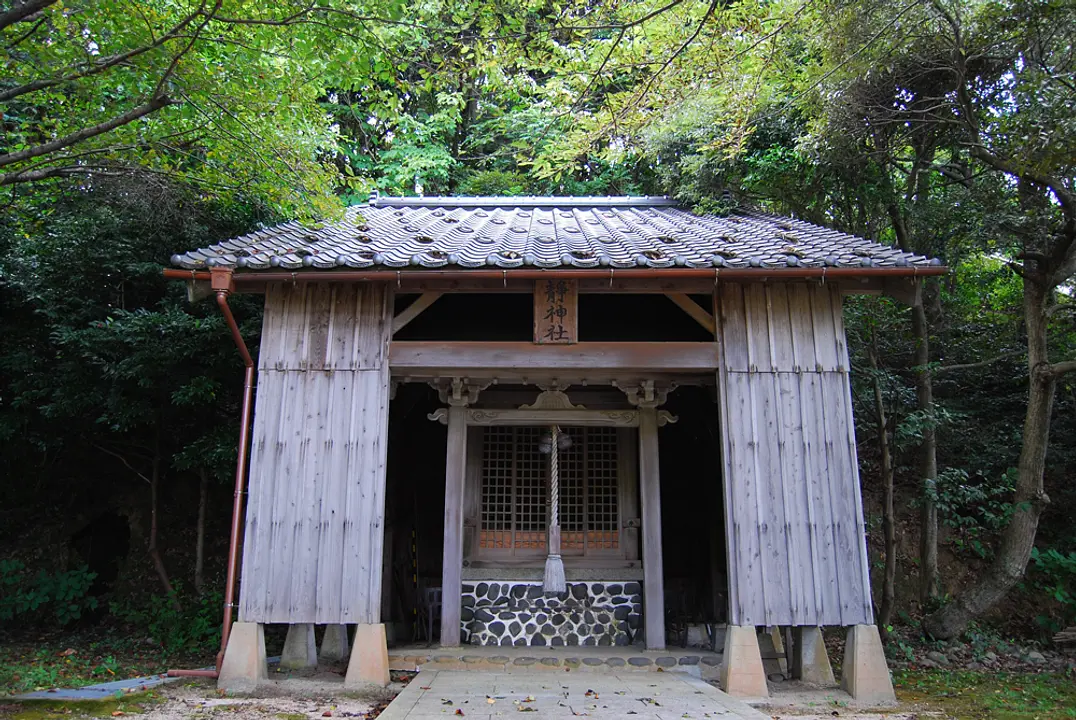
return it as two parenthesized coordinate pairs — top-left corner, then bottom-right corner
(534, 279), (578, 344)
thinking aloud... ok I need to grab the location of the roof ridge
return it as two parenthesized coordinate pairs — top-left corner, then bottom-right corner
(368, 194), (679, 209)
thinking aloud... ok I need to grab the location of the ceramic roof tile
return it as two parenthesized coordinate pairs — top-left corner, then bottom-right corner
(171, 196), (940, 272)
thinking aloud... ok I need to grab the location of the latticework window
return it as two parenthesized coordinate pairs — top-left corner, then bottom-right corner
(478, 426), (621, 556)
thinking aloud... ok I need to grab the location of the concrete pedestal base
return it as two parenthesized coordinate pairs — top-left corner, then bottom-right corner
(841, 625), (895, 703)
(320, 624), (351, 662)
(344, 623), (390, 689)
(280, 623), (318, 669)
(794, 626), (835, 685)
(218, 622), (268, 694)
(720, 625), (769, 698)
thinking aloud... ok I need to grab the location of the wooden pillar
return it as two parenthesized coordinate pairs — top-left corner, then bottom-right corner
(440, 404), (468, 646)
(639, 405), (665, 650)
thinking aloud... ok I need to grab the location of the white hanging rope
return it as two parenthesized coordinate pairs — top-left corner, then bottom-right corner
(543, 424), (566, 594)
(549, 425), (559, 528)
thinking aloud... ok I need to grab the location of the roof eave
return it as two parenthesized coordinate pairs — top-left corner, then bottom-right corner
(164, 265), (947, 284)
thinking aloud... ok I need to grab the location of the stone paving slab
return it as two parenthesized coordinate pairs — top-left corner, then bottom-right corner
(14, 673), (183, 701)
(13, 657), (282, 701)
(378, 669), (768, 719)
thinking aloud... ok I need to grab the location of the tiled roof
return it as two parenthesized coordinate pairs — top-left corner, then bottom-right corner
(170, 196), (939, 272)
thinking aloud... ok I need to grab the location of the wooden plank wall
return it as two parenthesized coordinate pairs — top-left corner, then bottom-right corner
(715, 282), (873, 627)
(238, 282), (393, 624)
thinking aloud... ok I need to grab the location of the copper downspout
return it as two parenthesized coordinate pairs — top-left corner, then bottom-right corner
(163, 265), (946, 285)
(168, 269), (255, 679)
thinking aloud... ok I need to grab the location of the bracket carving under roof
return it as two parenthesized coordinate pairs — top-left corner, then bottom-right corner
(431, 377), (489, 407)
(519, 389), (585, 411)
(614, 379), (676, 408)
(657, 411), (679, 427)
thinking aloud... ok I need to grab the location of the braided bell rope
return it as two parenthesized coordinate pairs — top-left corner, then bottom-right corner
(549, 425), (560, 529)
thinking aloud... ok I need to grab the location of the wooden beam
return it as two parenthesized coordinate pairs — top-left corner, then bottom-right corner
(440, 405), (467, 647)
(638, 406), (665, 650)
(389, 341), (720, 375)
(665, 293), (716, 334)
(392, 292), (442, 334)
(839, 277), (922, 306)
(464, 408), (639, 426)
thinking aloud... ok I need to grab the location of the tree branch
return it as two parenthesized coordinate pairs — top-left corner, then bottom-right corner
(5, 13), (44, 48)
(0, 165), (127, 185)
(0, 95), (177, 174)
(0, 7), (204, 103)
(152, 1), (221, 98)
(0, 0), (55, 32)
(932, 349), (1024, 375)
(967, 145), (1076, 217)
(93, 443), (152, 485)
(614, 0), (721, 124)
(1046, 359), (1076, 377)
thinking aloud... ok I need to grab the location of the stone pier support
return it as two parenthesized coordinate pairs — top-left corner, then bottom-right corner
(344, 623), (390, 689)
(218, 622), (268, 694)
(280, 623), (318, 669)
(320, 624), (351, 662)
(721, 625), (768, 698)
(841, 625), (895, 703)
(794, 626), (836, 685)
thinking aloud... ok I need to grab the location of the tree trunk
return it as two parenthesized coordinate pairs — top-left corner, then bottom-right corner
(194, 467), (208, 594)
(923, 279), (1054, 638)
(888, 201), (941, 605)
(911, 299), (940, 605)
(147, 443), (181, 610)
(869, 329), (897, 635)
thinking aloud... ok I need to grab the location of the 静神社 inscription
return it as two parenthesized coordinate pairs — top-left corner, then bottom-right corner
(534, 279), (577, 344)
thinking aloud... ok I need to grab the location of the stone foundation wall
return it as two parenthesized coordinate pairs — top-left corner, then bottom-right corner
(461, 581), (643, 647)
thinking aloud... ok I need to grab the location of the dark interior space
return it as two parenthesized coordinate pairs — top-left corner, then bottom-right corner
(393, 293), (532, 341)
(392, 292), (716, 342)
(658, 386), (727, 629)
(580, 294), (713, 341)
(384, 383), (447, 641)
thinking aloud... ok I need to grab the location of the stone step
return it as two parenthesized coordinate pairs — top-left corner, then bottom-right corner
(389, 650), (723, 680)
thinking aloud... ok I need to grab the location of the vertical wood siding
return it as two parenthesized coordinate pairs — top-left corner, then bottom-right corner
(239, 282), (392, 624)
(715, 282), (873, 627)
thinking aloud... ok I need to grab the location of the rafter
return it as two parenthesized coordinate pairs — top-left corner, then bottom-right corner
(392, 292), (442, 334)
(665, 293), (715, 334)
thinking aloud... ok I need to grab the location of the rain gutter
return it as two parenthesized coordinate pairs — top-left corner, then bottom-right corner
(163, 265), (947, 285)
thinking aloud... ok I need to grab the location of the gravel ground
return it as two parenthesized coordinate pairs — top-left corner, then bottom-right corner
(136, 673), (405, 720)
(131, 675), (922, 720)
